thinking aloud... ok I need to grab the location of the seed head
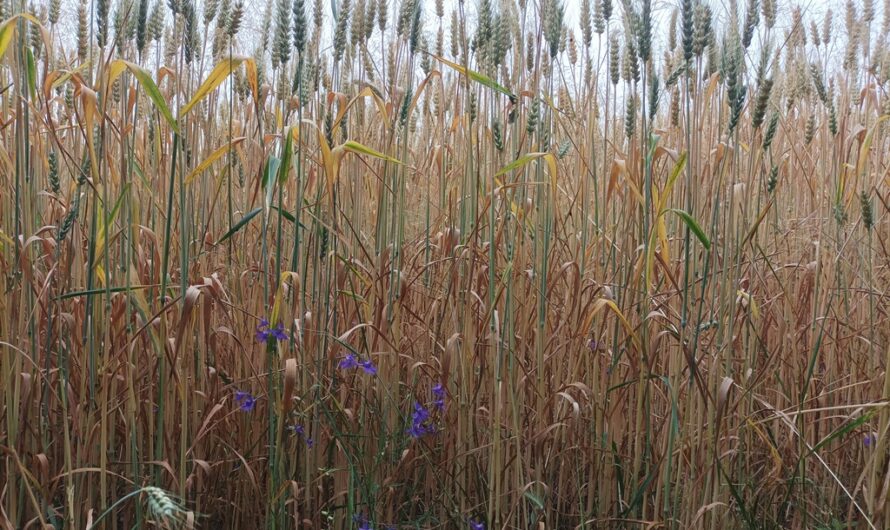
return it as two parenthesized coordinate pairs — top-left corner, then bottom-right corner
(581, 0), (593, 44)
(292, 0), (307, 53)
(377, 0), (387, 32)
(273, 0), (293, 67)
(804, 113), (815, 144)
(97, 0), (110, 47)
(49, 0), (61, 25)
(762, 0), (776, 29)
(143, 486), (187, 526)
(766, 165), (778, 193)
(608, 33), (620, 85)
(77, 0), (89, 60)
(681, 0), (693, 61)
(638, 0), (651, 62)
(860, 191), (874, 230)
(333, 0), (350, 62)
(544, 0), (563, 59)
(227, 1), (243, 36)
(742, 0), (759, 49)
(751, 77), (773, 129)
(762, 111), (779, 149)
(692, 4), (711, 57)
(624, 95), (635, 138)
(136, 0), (150, 53)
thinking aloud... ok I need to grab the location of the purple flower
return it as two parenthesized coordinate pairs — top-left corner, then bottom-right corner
(406, 423), (428, 439)
(407, 401), (437, 439)
(270, 323), (288, 341)
(338, 353), (377, 375)
(432, 383), (446, 410)
(234, 390), (256, 412)
(338, 353), (359, 370)
(290, 424), (314, 447)
(469, 519), (485, 530)
(413, 401), (430, 423)
(353, 513), (372, 530)
(257, 318), (288, 344)
(360, 359), (377, 375)
(255, 318), (271, 343)
(864, 432), (877, 448)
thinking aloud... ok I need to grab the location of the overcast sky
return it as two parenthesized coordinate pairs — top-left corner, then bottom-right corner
(49, 0), (851, 65)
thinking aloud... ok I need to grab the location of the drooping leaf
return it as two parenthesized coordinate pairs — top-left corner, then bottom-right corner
(524, 490), (544, 511)
(580, 298), (642, 356)
(270, 271), (301, 327)
(216, 207), (262, 244)
(666, 208), (711, 249)
(264, 156), (281, 212)
(56, 284), (158, 301)
(271, 205), (306, 228)
(262, 156), (281, 190)
(341, 140), (400, 164)
(108, 59), (178, 132)
(332, 86), (389, 133)
(278, 127), (294, 184)
(657, 152), (688, 213)
(495, 152), (558, 193)
(811, 411), (875, 454)
(432, 54), (516, 101)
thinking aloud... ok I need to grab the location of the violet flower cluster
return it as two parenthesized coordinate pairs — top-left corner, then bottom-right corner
(234, 390), (256, 412)
(289, 424), (314, 448)
(256, 318), (287, 344)
(407, 382), (447, 439)
(338, 352), (377, 375)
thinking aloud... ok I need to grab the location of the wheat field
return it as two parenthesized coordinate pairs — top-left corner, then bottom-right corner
(1, 0), (889, 527)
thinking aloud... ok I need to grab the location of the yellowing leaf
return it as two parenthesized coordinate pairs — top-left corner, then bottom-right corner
(848, 114), (890, 199)
(657, 152), (688, 214)
(341, 140), (400, 164)
(608, 158), (644, 206)
(180, 56), (248, 116)
(185, 137), (246, 185)
(108, 59), (178, 132)
(76, 84), (101, 182)
(106, 60), (128, 86)
(244, 59), (258, 102)
(0, 13), (41, 61)
(270, 272), (301, 328)
(332, 86), (389, 133)
(495, 152), (558, 194)
(581, 298), (642, 354)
